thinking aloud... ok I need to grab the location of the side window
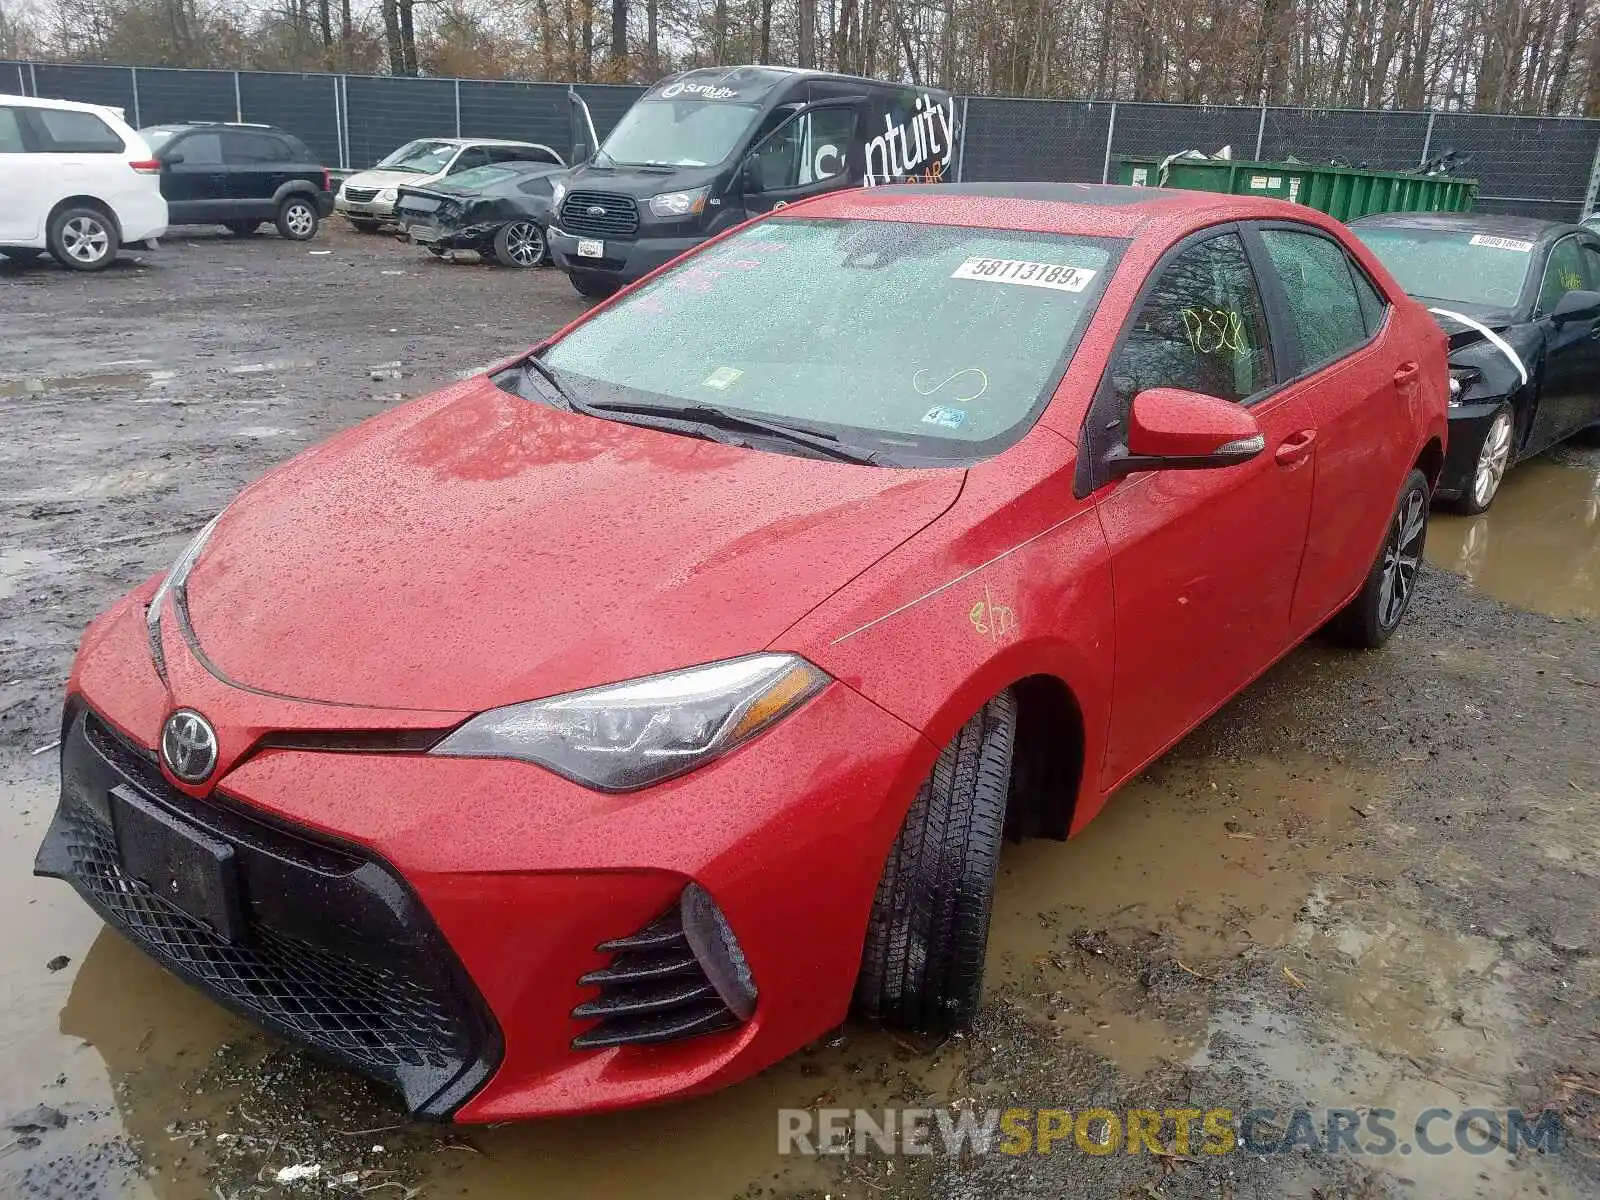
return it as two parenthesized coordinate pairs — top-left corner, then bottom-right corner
(33, 107), (125, 153)
(1258, 228), (1370, 370)
(450, 147), (489, 173)
(172, 132), (222, 164)
(1538, 236), (1588, 315)
(1582, 243), (1600, 291)
(1112, 232), (1273, 404)
(1351, 263), (1388, 336)
(0, 107), (26, 153)
(752, 108), (856, 191)
(223, 131), (290, 163)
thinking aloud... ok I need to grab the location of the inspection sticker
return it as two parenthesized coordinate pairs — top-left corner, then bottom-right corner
(702, 366), (744, 390)
(951, 258), (1096, 292)
(922, 405), (967, 429)
(1469, 235), (1535, 252)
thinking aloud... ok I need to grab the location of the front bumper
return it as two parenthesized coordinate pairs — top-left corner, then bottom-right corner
(1434, 398), (1505, 501)
(547, 226), (704, 284)
(36, 588), (931, 1120)
(336, 196), (398, 220)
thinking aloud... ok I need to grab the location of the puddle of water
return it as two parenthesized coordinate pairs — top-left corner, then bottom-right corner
(985, 754), (1379, 1074)
(0, 370), (163, 398)
(1427, 455), (1600, 619)
(0, 547), (67, 602)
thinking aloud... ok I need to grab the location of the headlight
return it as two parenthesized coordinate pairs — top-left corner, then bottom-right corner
(551, 178), (568, 209)
(1448, 366), (1482, 405)
(377, 187), (399, 203)
(647, 186), (709, 218)
(431, 653), (829, 791)
(146, 515), (221, 679)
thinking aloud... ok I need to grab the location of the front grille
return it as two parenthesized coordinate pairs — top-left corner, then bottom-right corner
(559, 191), (640, 240)
(36, 703), (500, 1118)
(344, 186), (379, 203)
(571, 907), (739, 1048)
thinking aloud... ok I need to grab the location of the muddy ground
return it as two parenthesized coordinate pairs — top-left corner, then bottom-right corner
(1, 226), (1597, 1200)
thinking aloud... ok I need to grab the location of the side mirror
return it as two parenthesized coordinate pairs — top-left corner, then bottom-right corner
(163, 152), (184, 166)
(1549, 288), (1600, 324)
(739, 153), (761, 193)
(572, 141), (589, 164)
(1110, 387), (1265, 478)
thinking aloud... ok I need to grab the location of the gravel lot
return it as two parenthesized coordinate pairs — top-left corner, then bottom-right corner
(1, 225), (1597, 1200)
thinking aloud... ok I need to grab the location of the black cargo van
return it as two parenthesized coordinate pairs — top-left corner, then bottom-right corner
(549, 65), (959, 297)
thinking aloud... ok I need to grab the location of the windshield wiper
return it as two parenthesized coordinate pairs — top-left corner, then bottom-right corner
(583, 399), (885, 465)
(520, 356), (596, 415)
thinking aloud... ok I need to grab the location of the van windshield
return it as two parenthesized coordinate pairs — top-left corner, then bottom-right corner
(377, 140), (458, 173)
(598, 100), (760, 167)
(542, 218), (1121, 465)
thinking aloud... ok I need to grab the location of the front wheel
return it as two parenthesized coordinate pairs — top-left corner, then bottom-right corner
(349, 218), (381, 233)
(493, 220), (546, 268)
(854, 691), (1016, 1034)
(48, 207), (119, 271)
(276, 196), (320, 241)
(1330, 468), (1430, 649)
(1451, 405), (1513, 514)
(569, 271), (620, 299)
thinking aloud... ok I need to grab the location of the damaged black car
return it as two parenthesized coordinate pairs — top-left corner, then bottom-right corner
(396, 153), (566, 267)
(1353, 212), (1600, 513)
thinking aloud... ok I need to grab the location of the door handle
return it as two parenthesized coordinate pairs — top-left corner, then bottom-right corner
(1275, 429), (1318, 466)
(1393, 361), (1420, 384)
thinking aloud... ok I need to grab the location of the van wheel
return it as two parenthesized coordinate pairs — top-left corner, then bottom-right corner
(493, 221), (546, 268)
(569, 271), (619, 299)
(1330, 468), (1430, 649)
(48, 207), (119, 271)
(276, 197), (319, 240)
(854, 691), (1016, 1034)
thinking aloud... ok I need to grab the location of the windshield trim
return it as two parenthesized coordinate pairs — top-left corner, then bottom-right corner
(543, 218), (1131, 468)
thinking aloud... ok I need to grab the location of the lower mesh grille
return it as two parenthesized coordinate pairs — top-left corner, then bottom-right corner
(571, 908), (739, 1049)
(62, 803), (463, 1070)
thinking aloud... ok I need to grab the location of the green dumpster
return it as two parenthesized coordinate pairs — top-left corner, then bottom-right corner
(1118, 155), (1476, 220)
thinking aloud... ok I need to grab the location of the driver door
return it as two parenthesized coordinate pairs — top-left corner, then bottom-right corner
(1530, 234), (1600, 451)
(741, 102), (860, 214)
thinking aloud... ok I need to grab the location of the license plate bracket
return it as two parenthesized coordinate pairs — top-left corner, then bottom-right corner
(576, 239), (604, 258)
(111, 784), (243, 942)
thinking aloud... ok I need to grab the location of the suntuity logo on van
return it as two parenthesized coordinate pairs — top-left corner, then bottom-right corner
(660, 80), (739, 100)
(864, 93), (957, 187)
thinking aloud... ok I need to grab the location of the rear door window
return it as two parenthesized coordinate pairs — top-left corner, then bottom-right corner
(0, 107), (26, 153)
(1111, 231), (1274, 404)
(33, 107), (125, 153)
(223, 131), (292, 163)
(1258, 228), (1371, 371)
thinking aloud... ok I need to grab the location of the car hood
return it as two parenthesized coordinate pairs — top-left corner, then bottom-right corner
(345, 167), (438, 190)
(1425, 306), (1519, 352)
(182, 376), (963, 712)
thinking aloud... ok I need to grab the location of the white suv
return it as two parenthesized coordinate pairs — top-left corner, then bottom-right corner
(0, 94), (169, 271)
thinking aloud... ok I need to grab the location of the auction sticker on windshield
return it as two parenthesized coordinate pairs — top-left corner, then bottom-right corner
(951, 257), (1097, 292)
(1468, 235), (1534, 252)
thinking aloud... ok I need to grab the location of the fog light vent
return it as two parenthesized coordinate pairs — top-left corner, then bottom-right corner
(570, 883), (756, 1050)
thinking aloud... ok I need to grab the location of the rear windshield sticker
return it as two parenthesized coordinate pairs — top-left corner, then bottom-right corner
(951, 258), (1097, 292)
(702, 366), (743, 390)
(1469, 235), (1535, 252)
(922, 405), (967, 429)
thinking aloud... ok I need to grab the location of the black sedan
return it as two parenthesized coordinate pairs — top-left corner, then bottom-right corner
(1352, 213), (1600, 512)
(396, 160), (566, 267)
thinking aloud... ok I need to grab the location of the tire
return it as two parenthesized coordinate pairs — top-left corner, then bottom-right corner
(275, 196), (320, 241)
(493, 220), (546, 268)
(47, 206), (119, 272)
(854, 691), (1017, 1033)
(350, 218), (381, 233)
(1448, 404), (1513, 515)
(569, 271), (620, 299)
(1330, 468), (1430, 649)
(226, 220), (261, 237)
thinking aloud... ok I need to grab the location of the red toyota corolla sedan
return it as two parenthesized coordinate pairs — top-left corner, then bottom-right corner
(36, 183), (1447, 1121)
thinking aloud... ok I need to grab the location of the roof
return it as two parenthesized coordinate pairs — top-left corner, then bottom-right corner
(1348, 211), (1579, 241)
(648, 64), (945, 101)
(788, 182), (1339, 242)
(0, 92), (124, 116)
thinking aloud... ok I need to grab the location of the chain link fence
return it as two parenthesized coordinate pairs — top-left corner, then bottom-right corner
(6, 61), (1600, 219)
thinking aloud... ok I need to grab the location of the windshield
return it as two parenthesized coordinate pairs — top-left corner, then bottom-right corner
(598, 100), (760, 167)
(1354, 228), (1535, 310)
(542, 218), (1120, 463)
(376, 139), (458, 173)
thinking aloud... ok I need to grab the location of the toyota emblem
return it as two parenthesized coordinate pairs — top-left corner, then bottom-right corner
(587, 204), (607, 216)
(161, 709), (218, 784)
